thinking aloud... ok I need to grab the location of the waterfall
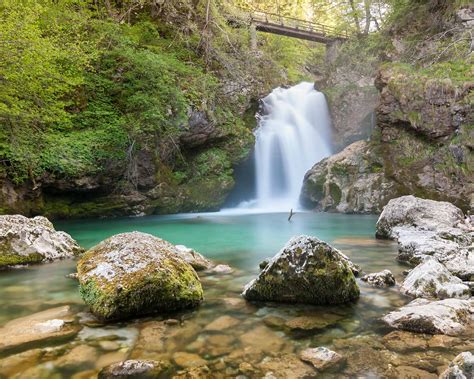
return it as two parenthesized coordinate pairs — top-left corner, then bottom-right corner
(238, 82), (332, 212)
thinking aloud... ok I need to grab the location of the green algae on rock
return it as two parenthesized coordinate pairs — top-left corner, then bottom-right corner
(77, 232), (203, 321)
(242, 235), (360, 305)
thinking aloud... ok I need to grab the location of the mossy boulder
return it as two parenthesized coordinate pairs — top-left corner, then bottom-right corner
(77, 232), (203, 321)
(0, 215), (83, 268)
(242, 235), (360, 305)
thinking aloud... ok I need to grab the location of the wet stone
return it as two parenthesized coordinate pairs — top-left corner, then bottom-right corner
(209, 264), (234, 274)
(98, 359), (172, 379)
(204, 315), (240, 332)
(0, 348), (43, 378)
(285, 314), (343, 332)
(299, 347), (345, 371)
(383, 331), (429, 352)
(206, 334), (236, 357)
(239, 326), (286, 353)
(0, 306), (78, 353)
(387, 365), (438, 379)
(263, 315), (287, 329)
(172, 352), (207, 369)
(361, 269), (396, 287)
(439, 352), (474, 379)
(96, 351), (128, 370)
(173, 365), (211, 378)
(258, 354), (317, 378)
(55, 345), (97, 369)
(99, 340), (121, 351)
(130, 321), (167, 358)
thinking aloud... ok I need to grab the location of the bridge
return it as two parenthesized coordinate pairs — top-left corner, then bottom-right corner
(244, 10), (348, 44)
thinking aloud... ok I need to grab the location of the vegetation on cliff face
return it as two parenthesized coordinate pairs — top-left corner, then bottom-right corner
(302, 0), (473, 212)
(1, 0), (472, 217)
(0, 0), (322, 218)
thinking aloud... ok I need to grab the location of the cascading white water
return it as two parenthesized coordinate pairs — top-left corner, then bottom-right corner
(239, 82), (332, 212)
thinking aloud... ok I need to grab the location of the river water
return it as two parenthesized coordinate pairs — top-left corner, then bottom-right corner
(0, 212), (466, 378)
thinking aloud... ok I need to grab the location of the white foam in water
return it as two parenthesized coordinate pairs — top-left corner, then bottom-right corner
(229, 82), (332, 213)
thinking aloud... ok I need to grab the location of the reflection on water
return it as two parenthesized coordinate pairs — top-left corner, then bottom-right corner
(0, 213), (468, 377)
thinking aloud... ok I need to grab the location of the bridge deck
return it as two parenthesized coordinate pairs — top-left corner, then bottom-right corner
(248, 11), (347, 43)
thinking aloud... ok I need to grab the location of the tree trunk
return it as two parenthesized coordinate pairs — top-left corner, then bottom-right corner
(348, 0), (361, 34)
(364, 0), (372, 34)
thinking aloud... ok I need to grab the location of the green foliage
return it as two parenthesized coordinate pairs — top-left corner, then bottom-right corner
(0, 2), (231, 184)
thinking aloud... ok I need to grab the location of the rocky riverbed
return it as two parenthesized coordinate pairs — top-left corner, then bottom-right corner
(0, 200), (473, 378)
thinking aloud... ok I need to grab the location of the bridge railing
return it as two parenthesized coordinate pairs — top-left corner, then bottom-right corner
(248, 10), (348, 39)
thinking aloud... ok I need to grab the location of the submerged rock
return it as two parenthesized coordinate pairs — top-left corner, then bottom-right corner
(98, 359), (172, 379)
(361, 269), (396, 287)
(382, 298), (473, 335)
(172, 352), (207, 369)
(174, 244), (213, 271)
(0, 215), (83, 268)
(242, 235), (359, 305)
(77, 232), (203, 321)
(204, 315), (240, 332)
(375, 195), (464, 239)
(285, 314), (343, 332)
(299, 347), (345, 371)
(401, 259), (470, 299)
(209, 264), (233, 274)
(0, 306), (78, 353)
(440, 352), (474, 379)
(258, 354), (317, 378)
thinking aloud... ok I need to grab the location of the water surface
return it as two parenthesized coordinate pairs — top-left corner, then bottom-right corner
(0, 212), (463, 378)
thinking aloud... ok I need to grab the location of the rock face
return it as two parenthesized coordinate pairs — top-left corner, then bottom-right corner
(77, 232), (204, 321)
(382, 298), (473, 335)
(373, 64), (473, 211)
(401, 259), (470, 299)
(361, 269), (396, 287)
(0, 306), (78, 353)
(242, 235), (360, 305)
(300, 140), (399, 214)
(0, 215), (83, 268)
(98, 359), (172, 379)
(319, 39), (380, 151)
(375, 196), (465, 239)
(440, 352), (474, 379)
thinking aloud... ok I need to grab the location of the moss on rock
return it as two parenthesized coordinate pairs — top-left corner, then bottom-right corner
(242, 235), (360, 305)
(0, 252), (44, 268)
(77, 232), (203, 321)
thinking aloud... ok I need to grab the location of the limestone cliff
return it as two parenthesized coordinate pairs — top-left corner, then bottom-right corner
(302, 2), (473, 213)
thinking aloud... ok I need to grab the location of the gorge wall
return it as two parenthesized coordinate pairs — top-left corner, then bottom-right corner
(302, 1), (473, 213)
(0, 1), (318, 219)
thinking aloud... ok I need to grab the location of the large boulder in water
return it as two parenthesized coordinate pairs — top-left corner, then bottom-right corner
(242, 235), (360, 305)
(401, 259), (470, 299)
(440, 352), (474, 379)
(375, 195), (464, 239)
(77, 232), (203, 321)
(0, 215), (83, 268)
(375, 196), (473, 281)
(382, 298), (474, 336)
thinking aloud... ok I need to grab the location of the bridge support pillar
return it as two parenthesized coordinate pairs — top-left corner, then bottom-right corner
(325, 39), (343, 66)
(250, 23), (257, 51)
